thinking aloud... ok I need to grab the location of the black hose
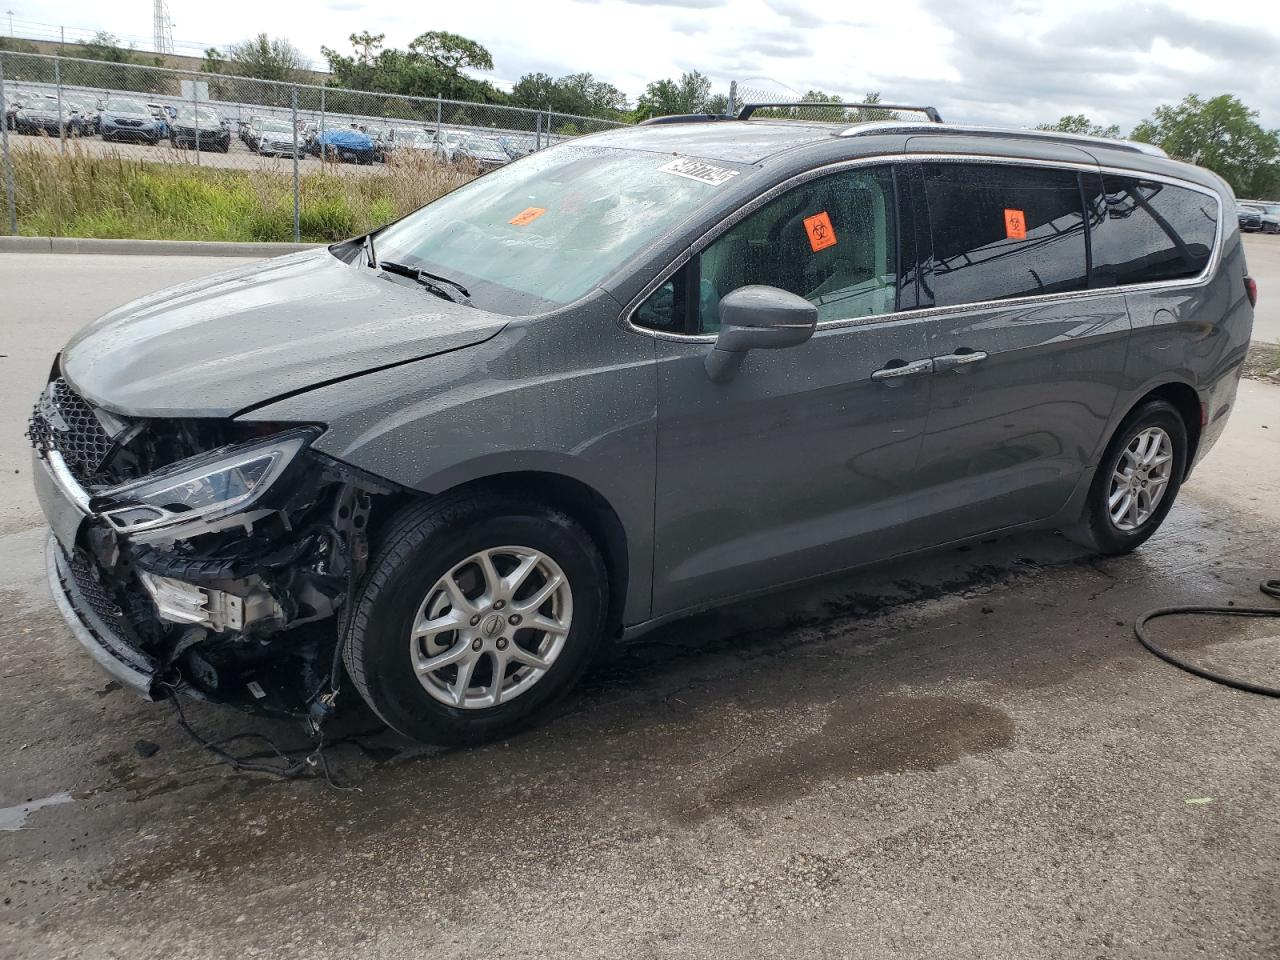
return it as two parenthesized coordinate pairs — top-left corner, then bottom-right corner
(1134, 580), (1280, 697)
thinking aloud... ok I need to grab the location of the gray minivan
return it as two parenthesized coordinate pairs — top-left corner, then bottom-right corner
(30, 104), (1256, 744)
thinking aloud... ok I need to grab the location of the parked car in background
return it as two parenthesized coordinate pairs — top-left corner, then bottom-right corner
(169, 106), (230, 152)
(242, 116), (272, 150)
(4, 91), (25, 131)
(367, 124), (396, 162)
(1242, 201), (1280, 234)
(318, 126), (375, 164)
(66, 94), (102, 135)
(100, 97), (165, 144)
(28, 111), (1254, 745)
(1238, 203), (1263, 232)
(391, 126), (437, 156)
(13, 94), (85, 136)
(436, 130), (510, 170)
(147, 104), (174, 139)
(499, 134), (537, 160)
(255, 119), (301, 158)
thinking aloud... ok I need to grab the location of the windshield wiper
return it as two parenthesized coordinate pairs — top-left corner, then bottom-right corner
(377, 260), (473, 306)
(363, 231), (378, 269)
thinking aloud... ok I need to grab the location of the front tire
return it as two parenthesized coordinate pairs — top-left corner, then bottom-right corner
(343, 494), (608, 745)
(1068, 399), (1188, 556)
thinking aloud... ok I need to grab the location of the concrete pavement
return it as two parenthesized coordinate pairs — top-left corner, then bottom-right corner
(1, 251), (1278, 959)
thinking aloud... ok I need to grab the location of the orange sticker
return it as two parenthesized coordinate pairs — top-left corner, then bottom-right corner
(1004, 208), (1027, 240)
(803, 211), (837, 252)
(509, 207), (547, 226)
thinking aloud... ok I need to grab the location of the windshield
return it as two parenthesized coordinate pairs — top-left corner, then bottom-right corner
(28, 95), (59, 109)
(373, 145), (744, 312)
(462, 135), (504, 152)
(107, 98), (147, 114)
(262, 121), (292, 134)
(177, 107), (221, 123)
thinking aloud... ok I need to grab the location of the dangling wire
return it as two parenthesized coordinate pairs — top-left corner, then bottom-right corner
(161, 682), (366, 790)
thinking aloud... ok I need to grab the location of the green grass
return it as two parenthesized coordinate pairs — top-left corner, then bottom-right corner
(10, 143), (472, 243)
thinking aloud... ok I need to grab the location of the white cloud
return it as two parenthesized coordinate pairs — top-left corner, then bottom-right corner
(22, 0), (1280, 129)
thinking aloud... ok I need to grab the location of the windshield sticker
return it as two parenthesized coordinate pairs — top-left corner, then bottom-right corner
(509, 207), (547, 226)
(803, 211), (837, 252)
(1004, 208), (1027, 240)
(659, 157), (740, 186)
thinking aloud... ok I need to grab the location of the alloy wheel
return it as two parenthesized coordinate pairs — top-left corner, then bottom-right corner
(1108, 427), (1174, 531)
(409, 546), (573, 709)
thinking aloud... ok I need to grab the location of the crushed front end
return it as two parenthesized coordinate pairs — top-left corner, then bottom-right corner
(29, 374), (390, 715)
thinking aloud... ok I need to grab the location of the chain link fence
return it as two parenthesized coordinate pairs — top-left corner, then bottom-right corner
(729, 81), (927, 124)
(0, 51), (628, 241)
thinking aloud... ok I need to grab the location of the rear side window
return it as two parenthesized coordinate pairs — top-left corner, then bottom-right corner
(921, 163), (1089, 306)
(1090, 176), (1217, 286)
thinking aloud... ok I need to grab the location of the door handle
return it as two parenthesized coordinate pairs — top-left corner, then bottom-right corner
(933, 350), (988, 372)
(871, 358), (934, 381)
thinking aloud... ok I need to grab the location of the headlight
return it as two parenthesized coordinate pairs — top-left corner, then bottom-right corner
(91, 427), (319, 535)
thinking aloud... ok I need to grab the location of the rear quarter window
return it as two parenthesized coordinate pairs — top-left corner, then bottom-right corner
(1091, 176), (1217, 286)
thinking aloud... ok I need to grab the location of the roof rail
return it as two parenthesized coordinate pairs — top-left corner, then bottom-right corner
(637, 113), (730, 126)
(739, 102), (943, 123)
(837, 121), (1169, 158)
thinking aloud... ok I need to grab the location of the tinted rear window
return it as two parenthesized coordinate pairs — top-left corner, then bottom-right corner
(1091, 176), (1216, 286)
(922, 163), (1089, 306)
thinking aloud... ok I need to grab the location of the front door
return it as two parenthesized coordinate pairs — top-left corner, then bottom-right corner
(642, 163), (939, 617)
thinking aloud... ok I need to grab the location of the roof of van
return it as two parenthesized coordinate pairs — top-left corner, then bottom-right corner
(582, 117), (1227, 196)
(586, 120), (846, 164)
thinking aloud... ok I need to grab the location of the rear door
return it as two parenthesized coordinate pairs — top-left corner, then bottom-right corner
(908, 159), (1132, 540)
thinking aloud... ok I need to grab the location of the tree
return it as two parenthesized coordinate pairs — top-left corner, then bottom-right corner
(634, 70), (715, 119)
(510, 71), (629, 119)
(70, 31), (136, 64)
(1132, 94), (1280, 198)
(321, 30), (502, 103)
(210, 33), (310, 82)
(64, 31), (166, 90)
(1037, 114), (1121, 139)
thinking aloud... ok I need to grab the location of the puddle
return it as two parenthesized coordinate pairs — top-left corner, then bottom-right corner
(676, 694), (1015, 822)
(0, 791), (74, 831)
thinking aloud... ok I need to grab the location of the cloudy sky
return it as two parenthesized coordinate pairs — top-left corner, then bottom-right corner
(11, 0), (1280, 131)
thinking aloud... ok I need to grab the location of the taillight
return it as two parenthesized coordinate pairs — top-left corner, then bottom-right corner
(1245, 276), (1258, 307)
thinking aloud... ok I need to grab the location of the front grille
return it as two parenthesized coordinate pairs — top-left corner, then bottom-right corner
(67, 550), (124, 622)
(27, 378), (117, 485)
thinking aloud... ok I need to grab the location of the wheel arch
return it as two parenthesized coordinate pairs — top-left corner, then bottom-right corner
(1124, 380), (1203, 478)
(392, 470), (633, 638)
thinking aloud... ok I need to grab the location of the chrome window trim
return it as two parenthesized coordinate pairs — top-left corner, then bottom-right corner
(620, 152), (1225, 344)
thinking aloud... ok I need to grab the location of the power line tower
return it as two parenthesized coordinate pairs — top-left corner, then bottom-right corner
(152, 0), (174, 54)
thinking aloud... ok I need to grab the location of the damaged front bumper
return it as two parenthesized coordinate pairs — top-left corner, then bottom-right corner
(30, 383), (386, 714)
(46, 533), (162, 700)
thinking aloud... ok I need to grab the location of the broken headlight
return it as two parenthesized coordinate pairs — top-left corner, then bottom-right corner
(92, 427), (320, 535)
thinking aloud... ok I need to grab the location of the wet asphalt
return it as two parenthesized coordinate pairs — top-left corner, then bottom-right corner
(1, 253), (1279, 959)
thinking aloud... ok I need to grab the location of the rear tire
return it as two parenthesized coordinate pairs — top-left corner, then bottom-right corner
(1066, 399), (1188, 556)
(343, 493), (608, 745)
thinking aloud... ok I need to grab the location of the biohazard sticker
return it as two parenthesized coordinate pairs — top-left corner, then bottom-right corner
(509, 207), (547, 226)
(803, 211), (837, 252)
(659, 157), (740, 186)
(1004, 208), (1027, 240)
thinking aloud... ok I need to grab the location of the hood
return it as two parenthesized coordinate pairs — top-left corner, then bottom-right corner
(62, 249), (510, 419)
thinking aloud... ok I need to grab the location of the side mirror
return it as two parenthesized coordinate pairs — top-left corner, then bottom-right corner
(704, 285), (818, 383)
